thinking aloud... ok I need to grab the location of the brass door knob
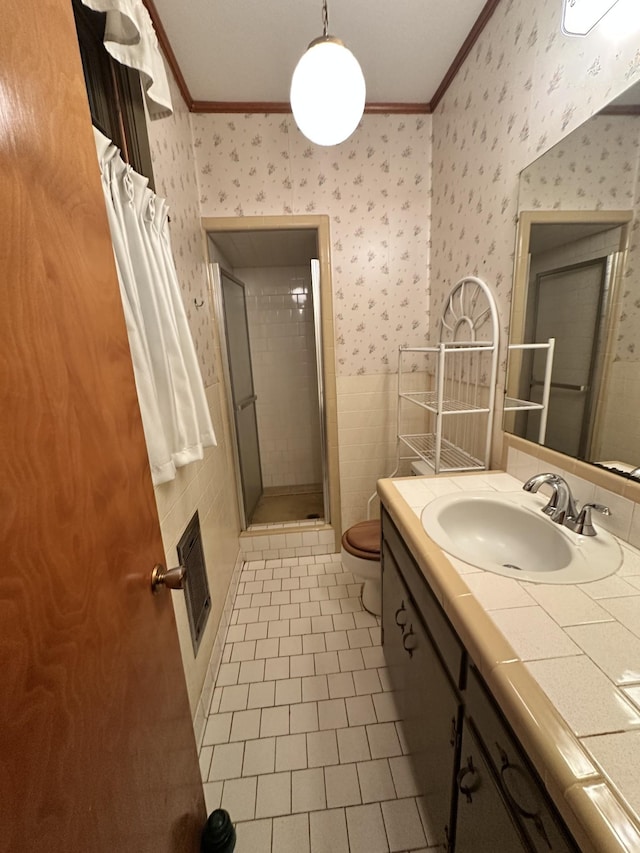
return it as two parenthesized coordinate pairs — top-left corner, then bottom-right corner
(151, 563), (187, 593)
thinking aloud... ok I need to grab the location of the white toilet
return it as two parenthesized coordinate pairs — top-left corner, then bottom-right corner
(340, 519), (381, 616)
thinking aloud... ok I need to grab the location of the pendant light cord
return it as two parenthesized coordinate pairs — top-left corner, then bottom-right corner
(322, 0), (329, 36)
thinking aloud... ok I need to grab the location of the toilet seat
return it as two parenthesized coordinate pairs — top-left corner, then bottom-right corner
(341, 519), (382, 616)
(341, 519), (381, 561)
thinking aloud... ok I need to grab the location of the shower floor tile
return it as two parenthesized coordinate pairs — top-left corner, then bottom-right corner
(251, 486), (324, 524)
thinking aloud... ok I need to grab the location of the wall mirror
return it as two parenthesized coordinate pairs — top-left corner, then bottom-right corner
(505, 79), (640, 478)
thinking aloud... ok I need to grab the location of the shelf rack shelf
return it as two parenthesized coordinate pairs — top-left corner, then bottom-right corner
(398, 433), (484, 473)
(399, 390), (491, 415)
(503, 396), (546, 411)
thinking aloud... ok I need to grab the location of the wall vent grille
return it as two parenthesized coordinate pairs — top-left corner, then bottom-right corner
(177, 511), (211, 656)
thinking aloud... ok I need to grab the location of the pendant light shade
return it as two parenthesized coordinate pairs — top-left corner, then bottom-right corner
(290, 2), (366, 147)
(561, 0), (622, 34)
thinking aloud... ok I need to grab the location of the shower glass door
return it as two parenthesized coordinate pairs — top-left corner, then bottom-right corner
(525, 258), (607, 458)
(311, 259), (330, 524)
(215, 265), (263, 527)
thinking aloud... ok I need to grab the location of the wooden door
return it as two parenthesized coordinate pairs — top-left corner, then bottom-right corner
(0, 2), (205, 851)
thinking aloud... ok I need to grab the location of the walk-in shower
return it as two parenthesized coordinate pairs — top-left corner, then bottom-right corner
(207, 220), (337, 533)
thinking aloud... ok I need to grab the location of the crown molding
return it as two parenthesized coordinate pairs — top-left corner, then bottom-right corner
(143, 0), (502, 117)
(364, 102), (430, 115)
(191, 100), (431, 114)
(430, 0), (502, 111)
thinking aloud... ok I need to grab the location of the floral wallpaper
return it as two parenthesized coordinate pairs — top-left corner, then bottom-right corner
(191, 114), (432, 376)
(143, 0), (640, 525)
(146, 0), (640, 387)
(519, 115), (640, 213)
(144, 68), (246, 716)
(430, 0), (640, 377)
(145, 72), (217, 386)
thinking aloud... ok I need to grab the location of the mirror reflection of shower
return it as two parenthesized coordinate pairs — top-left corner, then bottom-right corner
(209, 229), (327, 529)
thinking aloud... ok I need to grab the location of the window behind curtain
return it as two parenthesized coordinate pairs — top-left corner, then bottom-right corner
(72, 0), (155, 189)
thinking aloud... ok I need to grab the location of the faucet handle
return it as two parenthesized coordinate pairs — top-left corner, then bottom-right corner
(569, 503), (611, 537)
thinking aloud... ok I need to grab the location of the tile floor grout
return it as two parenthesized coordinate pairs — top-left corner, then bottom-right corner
(199, 552), (443, 852)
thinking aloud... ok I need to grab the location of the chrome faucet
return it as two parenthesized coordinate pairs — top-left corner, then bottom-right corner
(522, 472), (610, 536)
(522, 472), (578, 524)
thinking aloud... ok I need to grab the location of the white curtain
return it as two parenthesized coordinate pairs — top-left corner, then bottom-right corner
(94, 127), (216, 485)
(81, 0), (172, 119)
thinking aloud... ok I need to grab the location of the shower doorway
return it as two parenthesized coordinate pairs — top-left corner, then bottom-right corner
(522, 257), (609, 458)
(206, 217), (339, 535)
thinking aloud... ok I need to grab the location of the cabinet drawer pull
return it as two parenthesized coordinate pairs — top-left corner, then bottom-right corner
(498, 744), (552, 848)
(403, 626), (417, 656)
(457, 756), (481, 803)
(395, 602), (408, 628)
(498, 744), (539, 818)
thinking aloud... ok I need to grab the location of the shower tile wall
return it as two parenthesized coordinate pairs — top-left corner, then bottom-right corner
(239, 265), (322, 490)
(598, 362), (640, 465)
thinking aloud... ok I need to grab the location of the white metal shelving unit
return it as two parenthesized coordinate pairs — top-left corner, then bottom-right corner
(503, 338), (556, 445)
(395, 276), (500, 475)
(366, 278), (556, 518)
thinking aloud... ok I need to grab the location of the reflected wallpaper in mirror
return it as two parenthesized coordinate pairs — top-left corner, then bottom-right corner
(506, 94), (640, 476)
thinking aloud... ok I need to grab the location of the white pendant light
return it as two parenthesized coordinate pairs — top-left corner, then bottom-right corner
(561, 0), (622, 35)
(290, 0), (366, 146)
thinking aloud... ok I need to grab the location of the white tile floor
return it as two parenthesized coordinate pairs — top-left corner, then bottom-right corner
(200, 554), (442, 852)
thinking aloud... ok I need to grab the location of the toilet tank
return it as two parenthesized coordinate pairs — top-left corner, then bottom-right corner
(410, 460), (433, 477)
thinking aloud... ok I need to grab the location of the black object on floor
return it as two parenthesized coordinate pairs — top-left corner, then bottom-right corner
(306, 513), (320, 519)
(201, 809), (236, 853)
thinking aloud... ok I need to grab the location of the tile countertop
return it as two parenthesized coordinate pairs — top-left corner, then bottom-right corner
(378, 471), (640, 853)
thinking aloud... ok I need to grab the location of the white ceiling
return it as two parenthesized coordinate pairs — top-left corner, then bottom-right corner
(529, 223), (623, 255)
(152, 0), (489, 104)
(211, 229), (318, 268)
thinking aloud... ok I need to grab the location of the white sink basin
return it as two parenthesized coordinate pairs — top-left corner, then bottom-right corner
(420, 491), (622, 584)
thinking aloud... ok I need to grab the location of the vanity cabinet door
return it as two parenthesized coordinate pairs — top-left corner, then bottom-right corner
(455, 722), (529, 852)
(382, 541), (411, 711)
(382, 542), (461, 848)
(466, 666), (580, 853)
(404, 592), (462, 849)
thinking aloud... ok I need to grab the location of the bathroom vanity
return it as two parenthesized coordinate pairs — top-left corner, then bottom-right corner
(379, 473), (640, 853)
